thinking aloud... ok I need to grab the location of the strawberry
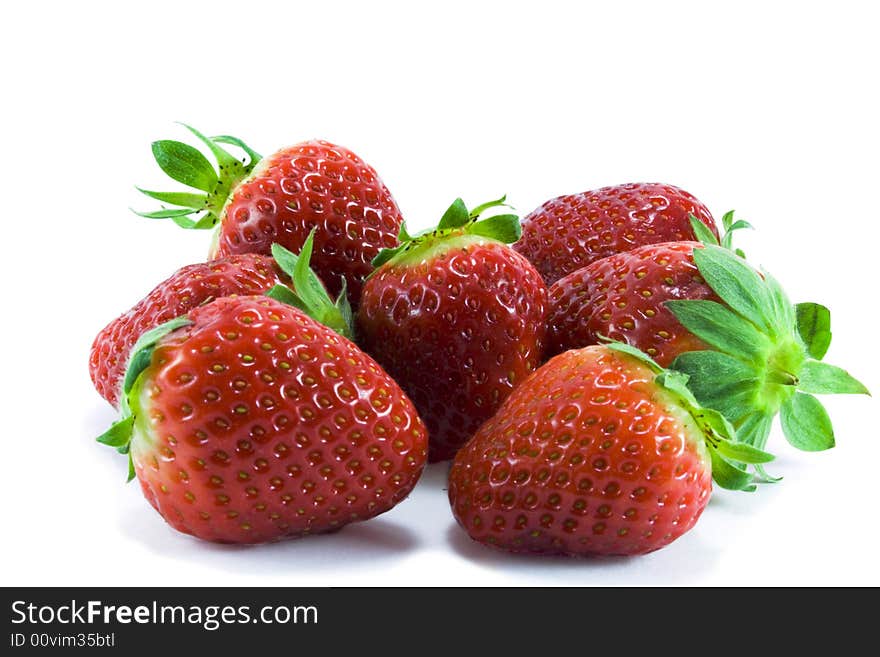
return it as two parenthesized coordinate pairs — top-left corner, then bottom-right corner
(90, 253), (287, 407)
(356, 197), (548, 462)
(547, 241), (716, 367)
(135, 125), (403, 305)
(97, 284), (428, 544)
(448, 344), (773, 556)
(514, 182), (719, 285)
(547, 225), (869, 466)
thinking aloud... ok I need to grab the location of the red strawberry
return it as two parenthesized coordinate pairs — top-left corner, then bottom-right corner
(135, 125), (402, 305)
(448, 344), (773, 556)
(90, 253), (287, 407)
(356, 197), (548, 462)
(514, 182), (719, 285)
(545, 231), (869, 466)
(547, 241), (716, 367)
(97, 294), (428, 544)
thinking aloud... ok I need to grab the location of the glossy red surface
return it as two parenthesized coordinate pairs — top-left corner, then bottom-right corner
(132, 296), (428, 544)
(90, 254), (285, 407)
(357, 240), (548, 462)
(514, 182), (718, 285)
(214, 140), (402, 305)
(547, 241), (718, 366)
(448, 346), (712, 556)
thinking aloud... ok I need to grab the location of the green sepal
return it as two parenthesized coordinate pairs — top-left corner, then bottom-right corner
(734, 410), (775, 449)
(710, 449), (757, 491)
(131, 207), (199, 220)
(692, 245), (774, 334)
(689, 214), (719, 246)
(469, 213), (522, 243)
(759, 268), (796, 337)
(135, 188), (207, 210)
(123, 317), (192, 395)
(210, 134), (262, 165)
(96, 416), (135, 448)
(178, 123), (239, 171)
(605, 339), (663, 373)
(265, 284), (307, 312)
(97, 316), (192, 482)
(714, 438), (775, 464)
(798, 360), (870, 395)
(438, 198), (471, 230)
(780, 393), (835, 452)
(371, 244), (407, 268)
(135, 124), (261, 231)
(795, 302), (832, 359)
(468, 194), (509, 219)
(606, 341), (773, 491)
(371, 196), (522, 271)
(269, 236), (353, 339)
(151, 139), (218, 192)
(665, 299), (771, 363)
(670, 350), (760, 422)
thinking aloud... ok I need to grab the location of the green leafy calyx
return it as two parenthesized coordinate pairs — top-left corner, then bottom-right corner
(133, 123), (262, 230)
(667, 245), (869, 461)
(265, 230), (353, 339)
(372, 196), (521, 269)
(606, 341), (774, 491)
(96, 316), (193, 481)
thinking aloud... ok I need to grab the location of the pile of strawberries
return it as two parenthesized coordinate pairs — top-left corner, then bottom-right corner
(90, 126), (869, 556)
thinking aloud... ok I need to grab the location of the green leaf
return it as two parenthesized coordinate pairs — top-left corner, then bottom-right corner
(798, 359), (870, 395)
(136, 188), (207, 210)
(469, 194), (508, 219)
(127, 453), (136, 482)
(151, 139), (218, 192)
(438, 198), (471, 230)
(123, 316), (192, 395)
(715, 438), (775, 465)
(265, 284), (306, 312)
(795, 302), (832, 359)
(604, 340), (663, 373)
(692, 245), (775, 334)
(211, 134), (262, 165)
(688, 214), (719, 246)
(780, 393), (835, 452)
(709, 449), (756, 491)
(96, 416), (134, 448)
(665, 299), (771, 362)
(469, 213), (522, 244)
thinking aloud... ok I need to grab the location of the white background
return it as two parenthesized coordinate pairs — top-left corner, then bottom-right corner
(2, 0), (878, 586)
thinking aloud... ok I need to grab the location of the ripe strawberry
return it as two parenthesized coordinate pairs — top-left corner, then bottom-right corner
(449, 344), (773, 556)
(514, 182), (719, 285)
(135, 125), (403, 305)
(357, 197), (548, 462)
(97, 293), (428, 544)
(90, 253), (287, 407)
(546, 228), (869, 465)
(547, 241), (716, 367)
